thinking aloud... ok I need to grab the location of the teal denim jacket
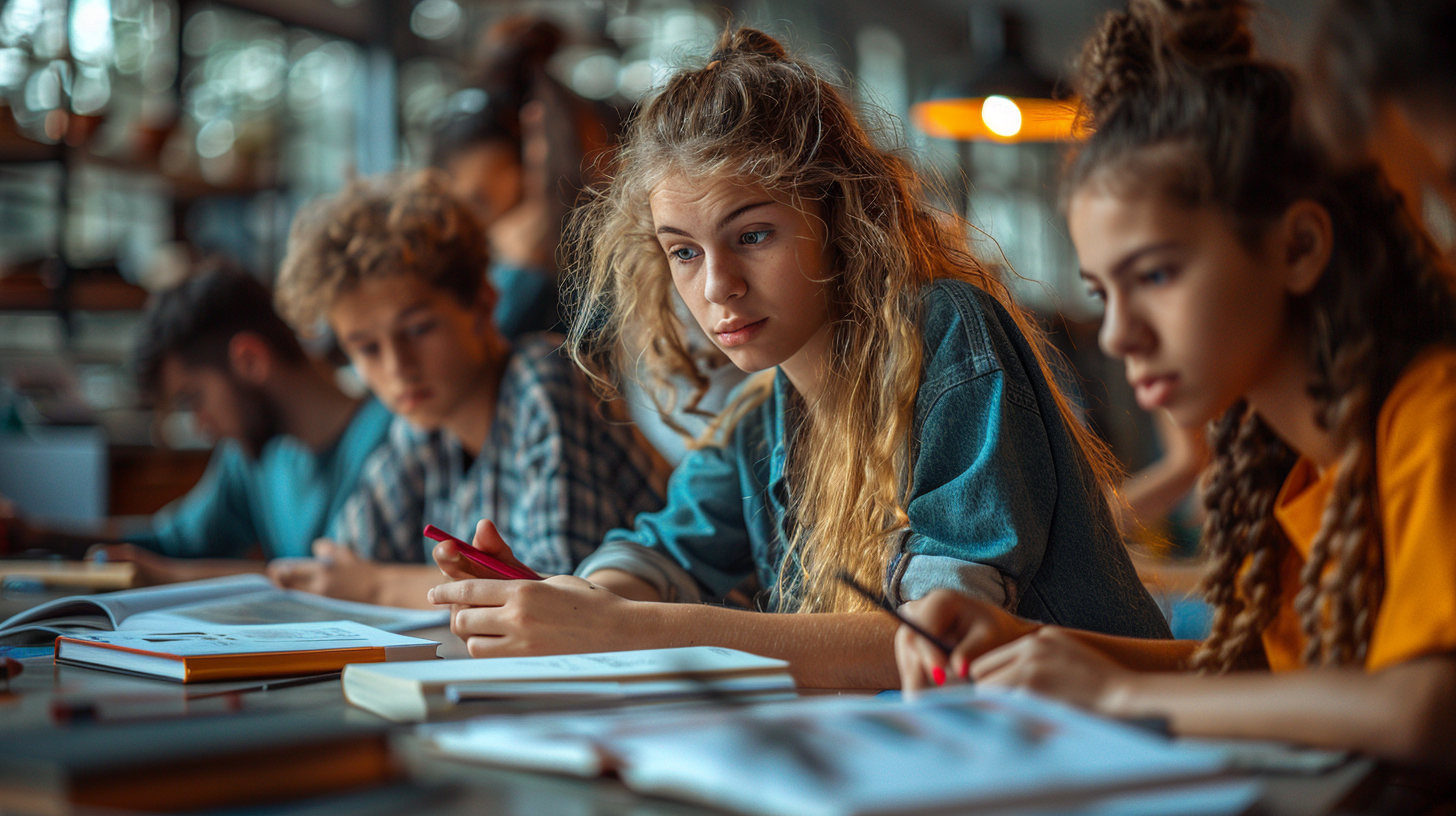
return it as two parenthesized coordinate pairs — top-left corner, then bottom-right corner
(576, 280), (1169, 639)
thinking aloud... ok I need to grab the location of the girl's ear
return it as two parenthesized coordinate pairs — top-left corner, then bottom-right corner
(1279, 200), (1334, 296)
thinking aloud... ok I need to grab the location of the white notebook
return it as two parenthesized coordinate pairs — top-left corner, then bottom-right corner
(343, 646), (795, 721)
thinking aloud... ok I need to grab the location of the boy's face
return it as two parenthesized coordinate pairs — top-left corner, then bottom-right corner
(1069, 186), (1302, 430)
(329, 275), (499, 432)
(649, 174), (832, 381)
(158, 357), (281, 459)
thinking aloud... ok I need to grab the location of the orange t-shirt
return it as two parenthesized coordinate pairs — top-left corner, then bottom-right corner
(1263, 346), (1456, 672)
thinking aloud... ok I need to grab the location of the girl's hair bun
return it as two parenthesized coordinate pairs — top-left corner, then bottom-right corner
(1077, 0), (1254, 124)
(709, 27), (789, 64)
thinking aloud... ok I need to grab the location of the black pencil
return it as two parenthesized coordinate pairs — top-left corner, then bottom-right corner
(835, 570), (958, 655)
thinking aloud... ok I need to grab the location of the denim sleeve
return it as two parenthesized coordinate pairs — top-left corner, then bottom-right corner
(127, 443), (259, 559)
(575, 441), (754, 602)
(887, 367), (1056, 610)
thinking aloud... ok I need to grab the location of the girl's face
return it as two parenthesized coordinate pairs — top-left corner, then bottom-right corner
(650, 174), (832, 384)
(1068, 186), (1306, 430)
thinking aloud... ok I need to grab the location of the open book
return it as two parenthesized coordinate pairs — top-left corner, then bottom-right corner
(344, 646), (795, 721)
(420, 688), (1244, 816)
(0, 574), (448, 644)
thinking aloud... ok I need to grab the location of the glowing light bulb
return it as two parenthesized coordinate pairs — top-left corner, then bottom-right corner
(981, 95), (1023, 138)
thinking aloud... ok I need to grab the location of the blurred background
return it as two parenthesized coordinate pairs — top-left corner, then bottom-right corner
(0, 0), (1322, 537)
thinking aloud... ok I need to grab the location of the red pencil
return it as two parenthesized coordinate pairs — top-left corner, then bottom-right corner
(423, 525), (542, 581)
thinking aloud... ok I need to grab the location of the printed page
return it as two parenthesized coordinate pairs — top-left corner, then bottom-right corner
(610, 689), (1230, 816)
(422, 689), (1233, 816)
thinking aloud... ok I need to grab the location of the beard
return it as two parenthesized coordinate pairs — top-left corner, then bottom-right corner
(232, 381), (286, 460)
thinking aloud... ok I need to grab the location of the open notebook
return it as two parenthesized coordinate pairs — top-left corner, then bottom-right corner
(420, 687), (1247, 816)
(0, 574), (447, 644)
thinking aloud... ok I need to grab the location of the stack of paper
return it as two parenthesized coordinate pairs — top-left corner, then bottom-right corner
(421, 688), (1246, 816)
(343, 646), (795, 721)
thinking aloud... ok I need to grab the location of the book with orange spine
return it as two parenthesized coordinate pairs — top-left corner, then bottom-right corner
(54, 621), (439, 682)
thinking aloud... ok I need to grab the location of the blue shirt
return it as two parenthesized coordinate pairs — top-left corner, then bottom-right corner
(129, 397), (393, 559)
(329, 334), (671, 575)
(491, 263), (557, 339)
(576, 280), (1170, 639)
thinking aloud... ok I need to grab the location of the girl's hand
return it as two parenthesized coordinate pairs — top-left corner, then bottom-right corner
(895, 589), (1041, 695)
(267, 540), (381, 603)
(971, 627), (1134, 713)
(432, 519), (546, 581)
(426, 575), (634, 658)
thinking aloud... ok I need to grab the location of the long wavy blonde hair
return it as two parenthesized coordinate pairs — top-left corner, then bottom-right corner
(565, 26), (1120, 613)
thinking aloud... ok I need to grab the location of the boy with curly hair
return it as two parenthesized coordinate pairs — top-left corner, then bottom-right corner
(269, 170), (668, 609)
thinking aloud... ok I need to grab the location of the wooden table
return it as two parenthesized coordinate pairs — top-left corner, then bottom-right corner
(0, 597), (1382, 816)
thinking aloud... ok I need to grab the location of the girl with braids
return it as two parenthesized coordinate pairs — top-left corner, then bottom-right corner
(426, 25), (1168, 689)
(897, 0), (1456, 768)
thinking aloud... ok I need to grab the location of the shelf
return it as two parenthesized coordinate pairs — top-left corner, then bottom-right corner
(0, 273), (148, 312)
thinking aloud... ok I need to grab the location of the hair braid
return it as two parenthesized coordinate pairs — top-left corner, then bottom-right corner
(1192, 401), (1297, 673)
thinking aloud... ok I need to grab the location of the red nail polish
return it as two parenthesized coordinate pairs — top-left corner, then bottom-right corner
(932, 666), (946, 686)
(958, 661), (970, 679)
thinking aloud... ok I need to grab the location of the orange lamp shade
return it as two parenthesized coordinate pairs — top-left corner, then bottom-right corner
(911, 95), (1086, 142)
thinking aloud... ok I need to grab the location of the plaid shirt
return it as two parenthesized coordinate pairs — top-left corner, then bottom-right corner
(329, 334), (670, 574)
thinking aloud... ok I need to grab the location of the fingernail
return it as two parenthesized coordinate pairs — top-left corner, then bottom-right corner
(426, 589), (435, 603)
(958, 661), (971, 679)
(932, 666), (946, 686)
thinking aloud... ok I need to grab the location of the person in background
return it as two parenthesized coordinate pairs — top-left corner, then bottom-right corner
(897, 0), (1456, 773)
(431, 17), (615, 338)
(1310, 0), (1456, 190)
(267, 169), (669, 610)
(0, 266), (393, 584)
(427, 27), (1169, 690)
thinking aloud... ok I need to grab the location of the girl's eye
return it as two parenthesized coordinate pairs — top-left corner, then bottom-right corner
(740, 229), (771, 246)
(405, 321), (436, 338)
(1084, 287), (1106, 304)
(670, 246), (701, 262)
(1138, 267), (1175, 286)
(355, 343), (380, 359)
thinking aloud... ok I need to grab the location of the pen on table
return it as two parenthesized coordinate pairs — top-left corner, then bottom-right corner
(834, 570), (958, 655)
